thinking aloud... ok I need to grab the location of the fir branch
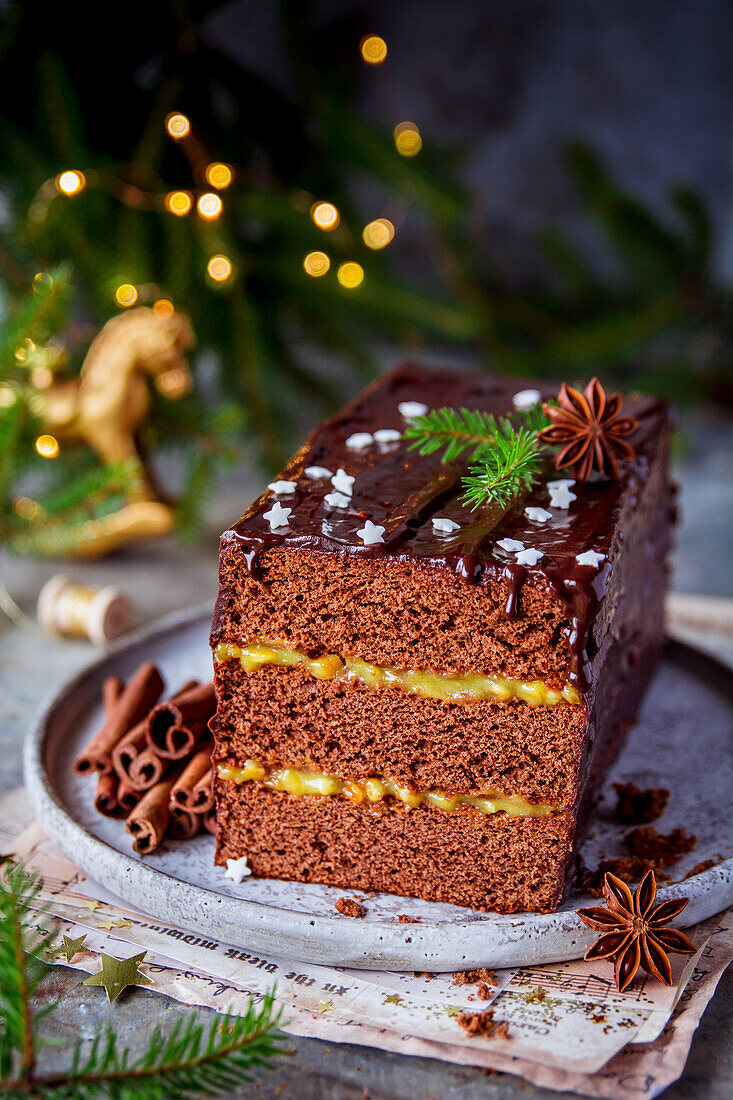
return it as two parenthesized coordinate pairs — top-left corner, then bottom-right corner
(0, 863), (52, 1085)
(0, 862), (289, 1098)
(3, 460), (143, 556)
(404, 404), (549, 510)
(460, 426), (543, 510)
(404, 406), (504, 463)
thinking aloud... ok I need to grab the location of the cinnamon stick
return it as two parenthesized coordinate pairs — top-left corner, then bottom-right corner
(111, 680), (198, 790)
(125, 771), (178, 854)
(74, 663), (165, 775)
(167, 806), (201, 840)
(102, 675), (124, 712)
(94, 772), (120, 816)
(146, 682), (216, 759)
(117, 781), (140, 813)
(170, 746), (213, 811)
(203, 806), (217, 835)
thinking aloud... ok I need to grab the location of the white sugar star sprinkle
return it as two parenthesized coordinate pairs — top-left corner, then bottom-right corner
(224, 856), (252, 883)
(346, 432), (374, 449)
(356, 520), (385, 545)
(304, 466), (332, 479)
(547, 479), (577, 509)
(324, 491), (351, 509)
(516, 547), (544, 566)
(525, 507), (552, 523)
(262, 502), (291, 530)
(398, 400), (428, 419)
(497, 538), (525, 553)
(432, 517), (460, 534)
(373, 428), (402, 443)
(268, 480), (297, 495)
(512, 388), (542, 410)
(576, 550), (606, 568)
(331, 468), (355, 496)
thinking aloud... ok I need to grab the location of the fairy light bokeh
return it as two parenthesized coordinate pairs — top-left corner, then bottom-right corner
(165, 112), (190, 139)
(35, 434), (60, 459)
(56, 170), (86, 195)
(197, 192), (223, 220)
(152, 298), (175, 318)
(165, 190), (193, 216)
(303, 251), (331, 277)
(115, 284), (138, 307)
(337, 261), (364, 288)
(363, 218), (395, 249)
(360, 35), (387, 64)
(207, 254), (233, 282)
(205, 163), (233, 189)
(310, 201), (340, 231)
(393, 121), (422, 157)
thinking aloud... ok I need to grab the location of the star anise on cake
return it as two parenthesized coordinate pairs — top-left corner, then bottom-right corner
(577, 869), (696, 992)
(539, 378), (638, 480)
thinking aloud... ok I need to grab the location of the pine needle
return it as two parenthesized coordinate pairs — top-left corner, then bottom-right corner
(403, 404), (549, 510)
(0, 861), (289, 1098)
(460, 425), (543, 510)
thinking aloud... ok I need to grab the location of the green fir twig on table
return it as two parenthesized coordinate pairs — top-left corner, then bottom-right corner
(404, 405), (550, 511)
(0, 861), (289, 1099)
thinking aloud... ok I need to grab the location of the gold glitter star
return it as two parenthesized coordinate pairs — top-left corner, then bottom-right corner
(98, 918), (132, 930)
(81, 951), (152, 1002)
(382, 993), (403, 1006)
(79, 900), (100, 911)
(55, 934), (88, 962)
(315, 1000), (334, 1013)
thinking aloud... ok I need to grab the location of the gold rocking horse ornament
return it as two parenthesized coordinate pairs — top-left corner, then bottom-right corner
(33, 306), (195, 556)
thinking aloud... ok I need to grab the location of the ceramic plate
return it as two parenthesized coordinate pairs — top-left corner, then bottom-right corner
(24, 603), (733, 971)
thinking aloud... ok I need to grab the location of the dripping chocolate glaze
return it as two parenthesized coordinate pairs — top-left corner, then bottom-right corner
(216, 363), (671, 692)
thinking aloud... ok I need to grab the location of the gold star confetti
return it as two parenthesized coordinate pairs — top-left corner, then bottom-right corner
(79, 900), (100, 911)
(81, 951), (152, 1003)
(443, 1005), (462, 1017)
(315, 1000), (334, 1013)
(98, 918), (132, 930)
(382, 993), (403, 1006)
(55, 934), (88, 962)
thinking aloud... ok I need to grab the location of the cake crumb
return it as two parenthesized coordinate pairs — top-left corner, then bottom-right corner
(457, 1008), (510, 1039)
(452, 967), (496, 986)
(581, 856), (671, 897)
(335, 897), (365, 918)
(397, 914), (421, 923)
(684, 858), (717, 879)
(477, 981), (493, 1001)
(413, 971), (435, 980)
(625, 826), (697, 867)
(613, 782), (669, 824)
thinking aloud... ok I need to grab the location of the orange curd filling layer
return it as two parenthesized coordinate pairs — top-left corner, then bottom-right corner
(214, 642), (580, 708)
(217, 761), (556, 818)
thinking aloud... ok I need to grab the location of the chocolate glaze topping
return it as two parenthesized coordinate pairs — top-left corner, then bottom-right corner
(221, 363), (671, 691)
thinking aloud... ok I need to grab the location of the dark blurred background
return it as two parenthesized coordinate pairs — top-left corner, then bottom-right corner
(0, 0), (730, 574)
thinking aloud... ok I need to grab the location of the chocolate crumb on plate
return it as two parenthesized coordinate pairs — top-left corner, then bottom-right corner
(613, 781), (669, 824)
(683, 858), (717, 880)
(624, 825), (697, 866)
(334, 897), (365, 918)
(397, 914), (421, 923)
(580, 856), (670, 898)
(457, 1008), (510, 1039)
(452, 967), (496, 986)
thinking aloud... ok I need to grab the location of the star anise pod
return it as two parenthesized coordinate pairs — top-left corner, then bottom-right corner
(577, 869), (696, 992)
(539, 377), (638, 480)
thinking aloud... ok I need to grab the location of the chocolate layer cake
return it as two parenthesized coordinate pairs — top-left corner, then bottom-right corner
(210, 364), (674, 913)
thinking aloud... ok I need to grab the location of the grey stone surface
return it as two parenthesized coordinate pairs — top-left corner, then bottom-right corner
(1, 416), (731, 1097)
